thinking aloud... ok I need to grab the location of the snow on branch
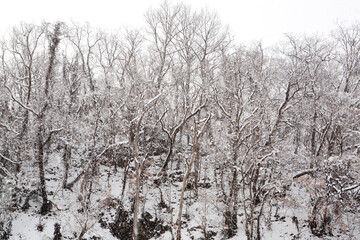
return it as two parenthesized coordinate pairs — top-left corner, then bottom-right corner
(131, 93), (162, 124)
(0, 166), (13, 177)
(214, 92), (231, 118)
(43, 128), (63, 146)
(0, 122), (19, 135)
(0, 152), (18, 164)
(144, 92), (162, 109)
(96, 141), (129, 160)
(258, 151), (273, 163)
(158, 109), (171, 139)
(4, 85), (39, 116)
(196, 113), (211, 139)
(343, 183), (360, 192)
(293, 168), (318, 179)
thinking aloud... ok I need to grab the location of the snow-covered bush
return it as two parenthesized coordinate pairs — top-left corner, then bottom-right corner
(0, 178), (15, 239)
(296, 156), (360, 237)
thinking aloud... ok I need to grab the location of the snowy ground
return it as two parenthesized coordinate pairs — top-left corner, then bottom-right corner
(8, 151), (360, 240)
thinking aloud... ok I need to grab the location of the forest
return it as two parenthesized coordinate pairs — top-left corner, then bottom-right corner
(0, 2), (359, 240)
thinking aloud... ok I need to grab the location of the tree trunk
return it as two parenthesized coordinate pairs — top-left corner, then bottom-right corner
(133, 159), (140, 240)
(37, 125), (51, 215)
(160, 143), (173, 173)
(177, 152), (195, 240)
(132, 112), (144, 240)
(310, 111), (317, 168)
(176, 115), (209, 240)
(62, 145), (71, 188)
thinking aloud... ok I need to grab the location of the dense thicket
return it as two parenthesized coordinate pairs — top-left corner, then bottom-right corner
(0, 2), (359, 239)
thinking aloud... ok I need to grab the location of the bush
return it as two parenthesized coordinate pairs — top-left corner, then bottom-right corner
(0, 178), (15, 239)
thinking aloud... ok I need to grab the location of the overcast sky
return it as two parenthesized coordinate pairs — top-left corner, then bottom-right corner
(1, 0), (360, 46)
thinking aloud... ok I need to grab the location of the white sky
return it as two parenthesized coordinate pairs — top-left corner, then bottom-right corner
(1, 0), (360, 46)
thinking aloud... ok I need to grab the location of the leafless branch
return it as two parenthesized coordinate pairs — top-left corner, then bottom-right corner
(0, 152), (18, 164)
(5, 85), (39, 116)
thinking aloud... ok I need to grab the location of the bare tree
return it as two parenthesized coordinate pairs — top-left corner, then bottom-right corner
(176, 114), (210, 240)
(333, 22), (360, 93)
(145, 1), (182, 89)
(4, 22), (63, 214)
(132, 93), (161, 240)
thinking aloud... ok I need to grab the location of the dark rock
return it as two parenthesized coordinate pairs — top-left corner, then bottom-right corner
(110, 205), (170, 240)
(198, 182), (211, 189)
(223, 210), (237, 238)
(53, 223), (62, 240)
(40, 200), (53, 215)
(109, 204), (132, 240)
(37, 223), (44, 232)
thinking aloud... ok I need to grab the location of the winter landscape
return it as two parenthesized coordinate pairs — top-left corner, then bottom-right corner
(0, 1), (360, 239)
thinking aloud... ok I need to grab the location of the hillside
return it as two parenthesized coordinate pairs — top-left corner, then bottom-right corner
(0, 2), (360, 240)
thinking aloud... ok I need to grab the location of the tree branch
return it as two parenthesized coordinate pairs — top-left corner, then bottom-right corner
(0, 152), (18, 164)
(43, 128), (63, 146)
(5, 85), (39, 116)
(0, 122), (19, 135)
(293, 168), (318, 179)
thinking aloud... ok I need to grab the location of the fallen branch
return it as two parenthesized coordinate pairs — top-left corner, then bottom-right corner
(293, 168), (318, 179)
